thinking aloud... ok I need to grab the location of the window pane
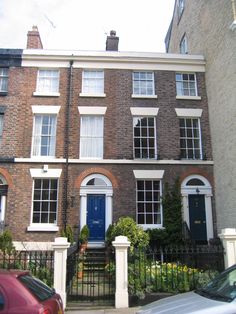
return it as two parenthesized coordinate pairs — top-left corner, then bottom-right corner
(32, 179), (58, 225)
(176, 72), (197, 95)
(133, 117), (156, 159)
(136, 180), (162, 226)
(133, 71), (154, 95)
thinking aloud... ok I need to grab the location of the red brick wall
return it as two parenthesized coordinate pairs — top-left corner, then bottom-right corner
(0, 65), (215, 242)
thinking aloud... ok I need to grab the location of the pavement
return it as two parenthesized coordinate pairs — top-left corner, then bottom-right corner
(65, 307), (140, 314)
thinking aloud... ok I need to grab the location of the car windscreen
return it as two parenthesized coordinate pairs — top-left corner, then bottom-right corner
(18, 274), (55, 301)
(196, 267), (236, 302)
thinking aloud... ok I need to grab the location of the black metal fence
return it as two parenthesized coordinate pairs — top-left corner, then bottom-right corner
(66, 246), (115, 306)
(128, 244), (225, 299)
(0, 250), (54, 286)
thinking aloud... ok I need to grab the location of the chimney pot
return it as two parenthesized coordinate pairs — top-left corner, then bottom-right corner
(106, 30), (119, 51)
(27, 25), (43, 49)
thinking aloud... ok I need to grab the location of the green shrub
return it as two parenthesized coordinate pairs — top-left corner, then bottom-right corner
(61, 224), (74, 245)
(108, 217), (149, 251)
(162, 179), (183, 246)
(0, 230), (15, 254)
(146, 228), (169, 249)
(105, 224), (115, 246)
(79, 225), (90, 244)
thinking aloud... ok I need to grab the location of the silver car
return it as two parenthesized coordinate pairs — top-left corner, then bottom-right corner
(136, 264), (236, 314)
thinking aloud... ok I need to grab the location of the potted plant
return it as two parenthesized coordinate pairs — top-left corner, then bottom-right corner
(77, 261), (84, 279)
(79, 225), (90, 252)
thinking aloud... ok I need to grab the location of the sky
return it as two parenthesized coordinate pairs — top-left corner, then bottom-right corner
(0, 0), (175, 52)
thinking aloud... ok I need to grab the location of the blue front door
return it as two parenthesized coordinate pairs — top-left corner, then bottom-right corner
(87, 194), (105, 241)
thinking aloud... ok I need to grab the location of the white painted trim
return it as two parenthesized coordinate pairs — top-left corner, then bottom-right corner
(33, 92), (60, 97)
(181, 175), (213, 241)
(131, 94), (158, 99)
(30, 168), (62, 178)
(80, 174), (113, 240)
(27, 224), (59, 232)
(79, 93), (106, 98)
(22, 50), (206, 72)
(176, 95), (201, 100)
(175, 108), (203, 117)
(13, 241), (53, 251)
(32, 105), (61, 114)
(130, 107), (159, 116)
(15, 158), (66, 163)
(14, 157), (214, 165)
(133, 170), (164, 179)
(0, 196), (6, 224)
(78, 106), (107, 115)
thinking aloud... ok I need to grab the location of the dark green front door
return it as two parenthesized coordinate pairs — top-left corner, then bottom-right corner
(189, 194), (207, 242)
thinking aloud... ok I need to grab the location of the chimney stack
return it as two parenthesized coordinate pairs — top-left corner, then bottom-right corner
(106, 30), (119, 51)
(27, 26), (43, 49)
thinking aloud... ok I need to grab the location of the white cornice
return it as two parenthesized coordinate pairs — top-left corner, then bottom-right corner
(15, 158), (213, 165)
(22, 49), (206, 72)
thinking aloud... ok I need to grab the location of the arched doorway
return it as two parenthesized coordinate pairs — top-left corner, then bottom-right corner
(80, 174), (113, 243)
(0, 175), (8, 232)
(181, 175), (213, 243)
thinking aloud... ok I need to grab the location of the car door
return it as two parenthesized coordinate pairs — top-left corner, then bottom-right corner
(0, 285), (8, 314)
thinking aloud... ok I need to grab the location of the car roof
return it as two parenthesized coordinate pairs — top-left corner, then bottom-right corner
(0, 269), (30, 277)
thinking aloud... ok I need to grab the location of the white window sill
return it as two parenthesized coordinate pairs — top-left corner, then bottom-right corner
(176, 95), (201, 100)
(132, 94), (158, 99)
(79, 93), (106, 98)
(27, 225), (59, 232)
(33, 92), (60, 97)
(30, 156), (56, 161)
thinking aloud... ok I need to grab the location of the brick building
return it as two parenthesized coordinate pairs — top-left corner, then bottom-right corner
(165, 0), (236, 235)
(0, 27), (215, 249)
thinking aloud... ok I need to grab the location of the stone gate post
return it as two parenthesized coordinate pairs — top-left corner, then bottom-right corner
(112, 235), (131, 308)
(219, 228), (236, 268)
(52, 237), (70, 309)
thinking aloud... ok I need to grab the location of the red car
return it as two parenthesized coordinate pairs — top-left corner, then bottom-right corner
(0, 269), (64, 314)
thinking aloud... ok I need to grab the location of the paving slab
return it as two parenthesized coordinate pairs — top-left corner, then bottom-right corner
(65, 307), (140, 314)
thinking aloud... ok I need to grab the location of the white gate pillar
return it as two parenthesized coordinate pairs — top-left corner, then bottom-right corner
(219, 228), (236, 268)
(52, 237), (70, 309)
(112, 236), (131, 308)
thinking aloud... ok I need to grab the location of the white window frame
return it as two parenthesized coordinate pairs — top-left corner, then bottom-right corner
(0, 68), (9, 93)
(28, 168), (62, 232)
(133, 116), (157, 159)
(177, 0), (185, 19)
(34, 69), (60, 97)
(134, 170), (164, 229)
(179, 117), (203, 160)
(176, 72), (201, 100)
(31, 106), (60, 159)
(179, 34), (188, 54)
(80, 115), (104, 159)
(80, 70), (105, 97)
(132, 71), (157, 98)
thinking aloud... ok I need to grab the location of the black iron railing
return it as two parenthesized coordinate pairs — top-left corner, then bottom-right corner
(128, 244), (225, 298)
(66, 246), (115, 305)
(0, 250), (54, 286)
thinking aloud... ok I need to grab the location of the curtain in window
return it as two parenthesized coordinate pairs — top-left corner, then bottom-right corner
(80, 116), (103, 158)
(32, 115), (56, 156)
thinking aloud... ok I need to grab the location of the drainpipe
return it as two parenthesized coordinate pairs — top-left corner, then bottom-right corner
(63, 59), (73, 230)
